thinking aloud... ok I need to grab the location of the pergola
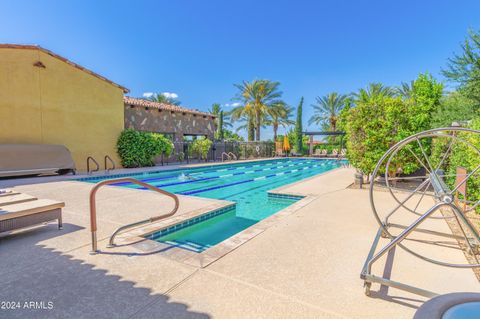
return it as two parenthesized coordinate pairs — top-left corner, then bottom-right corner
(303, 131), (346, 156)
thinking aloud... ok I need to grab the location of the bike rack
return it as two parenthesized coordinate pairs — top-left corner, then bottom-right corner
(87, 156), (99, 174)
(104, 155), (115, 173)
(89, 177), (179, 253)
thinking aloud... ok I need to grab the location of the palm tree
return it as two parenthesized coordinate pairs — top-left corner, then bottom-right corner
(232, 80), (284, 141)
(228, 102), (255, 141)
(147, 93), (181, 105)
(353, 83), (395, 104)
(309, 92), (347, 132)
(396, 81), (414, 99)
(265, 102), (295, 142)
(209, 103), (232, 130)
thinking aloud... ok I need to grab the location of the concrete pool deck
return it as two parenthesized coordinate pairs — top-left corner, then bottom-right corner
(0, 165), (479, 318)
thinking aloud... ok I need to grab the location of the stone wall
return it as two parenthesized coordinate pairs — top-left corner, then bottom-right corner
(124, 105), (216, 141)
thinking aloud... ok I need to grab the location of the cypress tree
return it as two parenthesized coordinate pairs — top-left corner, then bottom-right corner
(218, 111), (224, 140)
(295, 97), (304, 153)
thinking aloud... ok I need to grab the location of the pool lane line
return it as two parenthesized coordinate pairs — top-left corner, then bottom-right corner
(114, 159), (296, 187)
(113, 159), (323, 190)
(178, 162), (320, 196)
(141, 160), (313, 190)
(167, 161), (318, 193)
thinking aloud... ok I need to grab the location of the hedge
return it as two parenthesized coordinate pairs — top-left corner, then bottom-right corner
(117, 129), (173, 168)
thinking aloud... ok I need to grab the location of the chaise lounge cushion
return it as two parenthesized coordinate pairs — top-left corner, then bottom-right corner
(0, 199), (65, 221)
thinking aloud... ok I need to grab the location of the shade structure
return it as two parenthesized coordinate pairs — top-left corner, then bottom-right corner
(283, 136), (291, 151)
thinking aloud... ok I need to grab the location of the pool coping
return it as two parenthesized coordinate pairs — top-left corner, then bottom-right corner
(110, 163), (345, 268)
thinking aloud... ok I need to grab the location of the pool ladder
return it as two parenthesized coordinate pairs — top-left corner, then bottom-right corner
(86, 155), (116, 174)
(88, 177), (179, 253)
(221, 152), (237, 162)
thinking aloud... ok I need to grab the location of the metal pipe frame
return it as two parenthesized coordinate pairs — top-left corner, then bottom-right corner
(227, 152), (237, 160)
(221, 152), (231, 162)
(89, 177), (179, 254)
(87, 156), (100, 174)
(104, 155), (115, 173)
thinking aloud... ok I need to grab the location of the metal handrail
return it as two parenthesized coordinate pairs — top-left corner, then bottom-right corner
(221, 152), (231, 162)
(89, 177), (180, 253)
(104, 155), (115, 173)
(87, 156), (99, 174)
(227, 152), (237, 160)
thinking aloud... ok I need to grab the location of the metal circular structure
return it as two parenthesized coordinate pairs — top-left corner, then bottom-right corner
(369, 127), (480, 268)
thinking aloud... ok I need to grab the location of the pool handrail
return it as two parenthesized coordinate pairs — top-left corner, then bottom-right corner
(89, 177), (179, 253)
(87, 156), (100, 174)
(227, 152), (237, 160)
(221, 152), (231, 162)
(104, 155), (115, 173)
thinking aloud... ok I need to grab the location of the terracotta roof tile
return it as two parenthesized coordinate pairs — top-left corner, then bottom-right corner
(124, 96), (215, 118)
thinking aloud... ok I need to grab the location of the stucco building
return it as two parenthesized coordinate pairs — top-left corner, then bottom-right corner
(0, 44), (216, 172)
(124, 97), (216, 141)
(0, 44), (128, 171)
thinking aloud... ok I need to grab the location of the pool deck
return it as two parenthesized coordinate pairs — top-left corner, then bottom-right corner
(1, 164), (479, 318)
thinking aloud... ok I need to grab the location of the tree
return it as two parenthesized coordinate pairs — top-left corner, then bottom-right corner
(294, 97), (304, 153)
(265, 101), (294, 142)
(353, 83), (395, 105)
(228, 107), (255, 141)
(346, 97), (412, 176)
(209, 103), (232, 135)
(217, 111), (225, 140)
(442, 29), (480, 106)
(396, 81), (414, 99)
(409, 73), (443, 131)
(309, 92), (347, 132)
(223, 129), (244, 141)
(345, 75), (442, 177)
(231, 79), (284, 141)
(431, 91), (478, 128)
(147, 93), (181, 105)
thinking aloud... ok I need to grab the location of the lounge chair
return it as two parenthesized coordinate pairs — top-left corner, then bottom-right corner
(0, 194), (64, 233)
(339, 149), (347, 158)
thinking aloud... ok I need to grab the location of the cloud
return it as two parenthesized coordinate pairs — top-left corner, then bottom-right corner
(223, 102), (242, 108)
(161, 92), (179, 99)
(143, 92), (154, 98)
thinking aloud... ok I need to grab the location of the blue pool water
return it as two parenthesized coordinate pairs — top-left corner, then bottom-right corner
(80, 158), (345, 252)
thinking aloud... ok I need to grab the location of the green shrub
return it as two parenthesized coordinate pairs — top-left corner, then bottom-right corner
(117, 129), (172, 168)
(446, 118), (480, 212)
(189, 137), (213, 160)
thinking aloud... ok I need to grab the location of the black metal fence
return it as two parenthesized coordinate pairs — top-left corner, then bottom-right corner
(155, 141), (275, 165)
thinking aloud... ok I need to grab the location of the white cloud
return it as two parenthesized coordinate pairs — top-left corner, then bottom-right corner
(142, 92), (154, 98)
(223, 102), (242, 108)
(161, 92), (179, 99)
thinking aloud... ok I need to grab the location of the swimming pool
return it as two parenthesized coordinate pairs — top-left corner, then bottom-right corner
(81, 158), (346, 252)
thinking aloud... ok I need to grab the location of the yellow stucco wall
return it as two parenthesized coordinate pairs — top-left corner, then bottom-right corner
(0, 47), (125, 171)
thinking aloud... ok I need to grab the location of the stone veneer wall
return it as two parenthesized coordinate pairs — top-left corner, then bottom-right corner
(124, 105), (216, 141)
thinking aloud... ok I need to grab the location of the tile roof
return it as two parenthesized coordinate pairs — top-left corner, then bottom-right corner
(124, 96), (216, 118)
(0, 44), (129, 93)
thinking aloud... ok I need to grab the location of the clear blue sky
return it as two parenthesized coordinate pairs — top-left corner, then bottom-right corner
(1, 1), (479, 140)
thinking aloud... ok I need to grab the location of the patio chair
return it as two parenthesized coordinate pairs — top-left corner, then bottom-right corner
(0, 194), (64, 234)
(339, 149), (347, 158)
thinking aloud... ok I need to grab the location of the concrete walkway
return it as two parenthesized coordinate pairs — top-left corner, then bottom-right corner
(0, 167), (478, 318)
